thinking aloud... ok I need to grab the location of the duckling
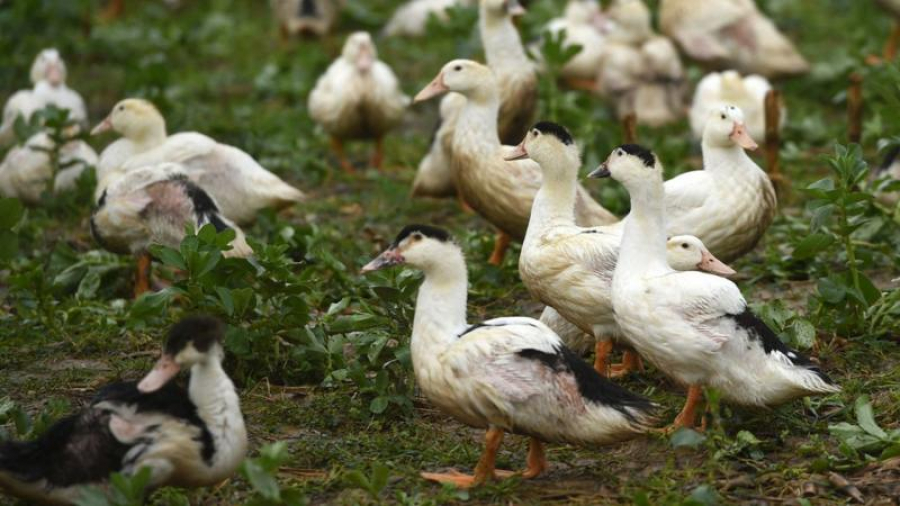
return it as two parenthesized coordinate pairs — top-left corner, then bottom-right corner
(0, 316), (247, 505)
(0, 131), (97, 204)
(362, 225), (655, 487)
(309, 32), (409, 172)
(1, 49), (87, 147)
(271, 0), (344, 38)
(413, 60), (616, 264)
(91, 163), (252, 296)
(91, 98), (305, 225)
(384, 0), (475, 37)
(590, 144), (838, 431)
(659, 0), (809, 78)
(690, 70), (783, 141)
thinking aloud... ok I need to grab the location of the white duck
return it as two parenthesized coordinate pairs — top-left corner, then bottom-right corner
(690, 70), (783, 141)
(271, 0), (344, 37)
(362, 224), (655, 487)
(0, 316), (247, 505)
(308, 31), (409, 172)
(91, 98), (305, 225)
(91, 163), (252, 296)
(591, 144), (839, 430)
(414, 60), (616, 264)
(873, 145), (900, 208)
(508, 122), (733, 374)
(411, 93), (465, 198)
(0, 131), (97, 204)
(659, 0), (809, 78)
(384, 0), (474, 37)
(542, 0), (610, 89)
(1, 49), (88, 147)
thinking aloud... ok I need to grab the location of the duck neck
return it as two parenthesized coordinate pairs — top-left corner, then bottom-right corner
(454, 86), (501, 155)
(130, 118), (168, 153)
(618, 177), (670, 277)
(528, 162), (578, 237)
(701, 140), (753, 177)
(188, 350), (246, 461)
(411, 248), (469, 361)
(480, 12), (529, 71)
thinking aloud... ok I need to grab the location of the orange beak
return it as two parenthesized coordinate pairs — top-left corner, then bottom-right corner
(697, 249), (736, 277)
(414, 73), (449, 103)
(91, 116), (112, 136)
(504, 141), (528, 161)
(137, 354), (181, 393)
(361, 248), (404, 274)
(730, 122), (758, 151)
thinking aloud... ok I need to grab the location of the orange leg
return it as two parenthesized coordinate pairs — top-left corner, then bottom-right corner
(564, 77), (598, 92)
(330, 137), (354, 173)
(458, 192), (474, 214)
(593, 340), (614, 375)
(886, 20), (900, 61)
(521, 438), (548, 479)
(487, 232), (511, 266)
(609, 350), (644, 378)
(134, 252), (152, 298)
(656, 385), (703, 434)
(421, 427), (510, 488)
(99, 0), (124, 20)
(370, 137), (384, 169)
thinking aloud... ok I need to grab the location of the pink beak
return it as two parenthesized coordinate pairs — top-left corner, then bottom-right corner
(137, 354), (181, 393)
(504, 141), (529, 161)
(91, 116), (112, 136)
(414, 73), (449, 103)
(45, 64), (63, 86)
(697, 249), (736, 278)
(507, 0), (526, 17)
(361, 248), (404, 274)
(356, 48), (374, 72)
(730, 122), (758, 151)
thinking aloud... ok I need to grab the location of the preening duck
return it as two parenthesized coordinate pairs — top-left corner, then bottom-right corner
(1, 49), (88, 147)
(362, 225), (655, 487)
(91, 98), (305, 225)
(690, 70), (783, 141)
(509, 121), (732, 375)
(0, 316), (247, 505)
(308, 31), (409, 172)
(91, 163), (252, 296)
(591, 144), (839, 430)
(0, 131), (97, 204)
(271, 0), (344, 37)
(413, 60), (616, 264)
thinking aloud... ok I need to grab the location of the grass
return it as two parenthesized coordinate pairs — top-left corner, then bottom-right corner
(1, 0), (899, 504)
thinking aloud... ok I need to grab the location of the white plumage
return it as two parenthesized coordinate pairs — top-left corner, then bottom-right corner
(690, 70), (783, 141)
(0, 132), (97, 204)
(383, 0), (474, 37)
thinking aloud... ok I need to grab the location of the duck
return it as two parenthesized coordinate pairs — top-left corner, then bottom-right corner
(595, 0), (686, 127)
(411, 93), (465, 198)
(308, 32), (409, 172)
(414, 60), (617, 264)
(362, 224), (655, 487)
(91, 163), (253, 296)
(659, 0), (809, 78)
(91, 98), (305, 225)
(0, 131), (98, 204)
(541, 0), (610, 90)
(509, 121), (733, 375)
(271, 0), (344, 38)
(0, 316), (248, 505)
(384, 0), (474, 37)
(690, 70), (783, 141)
(1, 49), (88, 147)
(479, 0), (537, 146)
(590, 144), (839, 430)
(873, 145), (900, 208)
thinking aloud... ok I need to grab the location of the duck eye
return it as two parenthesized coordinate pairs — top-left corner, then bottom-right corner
(118, 105), (125, 111)
(411, 233), (423, 241)
(720, 113), (726, 120)
(453, 65), (462, 71)
(681, 243), (689, 249)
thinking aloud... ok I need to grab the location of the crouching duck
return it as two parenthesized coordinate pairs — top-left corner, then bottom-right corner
(362, 225), (655, 487)
(0, 316), (247, 505)
(592, 145), (839, 431)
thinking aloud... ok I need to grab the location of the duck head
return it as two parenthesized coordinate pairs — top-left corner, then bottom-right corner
(362, 224), (456, 274)
(414, 59), (496, 103)
(718, 71), (748, 101)
(703, 105), (758, 151)
(565, 0), (605, 28)
(480, 0), (526, 19)
(506, 121), (580, 177)
(606, 0), (652, 43)
(30, 48), (67, 87)
(91, 98), (167, 140)
(588, 143), (661, 191)
(342, 31), (377, 73)
(666, 235), (736, 277)
(138, 315), (225, 393)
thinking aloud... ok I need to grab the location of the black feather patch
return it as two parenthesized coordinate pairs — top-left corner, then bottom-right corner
(879, 145), (900, 173)
(299, 0), (317, 17)
(618, 144), (656, 168)
(458, 321), (539, 338)
(163, 315), (224, 356)
(97, 189), (107, 208)
(517, 346), (654, 421)
(729, 309), (836, 385)
(533, 121), (573, 145)
(391, 224), (451, 247)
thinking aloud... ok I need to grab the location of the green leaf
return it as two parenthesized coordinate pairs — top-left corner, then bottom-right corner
(369, 396), (389, 414)
(0, 198), (24, 229)
(370, 463), (390, 494)
(817, 277), (846, 304)
(792, 233), (834, 260)
(855, 396), (888, 440)
(76, 269), (102, 299)
(687, 484), (719, 506)
(215, 286), (235, 315)
(790, 319), (817, 349)
(670, 427), (706, 448)
(242, 460), (281, 500)
(0, 230), (19, 261)
(149, 245), (187, 270)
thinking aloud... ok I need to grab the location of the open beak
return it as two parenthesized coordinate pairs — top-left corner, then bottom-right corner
(730, 122), (758, 151)
(91, 116), (112, 136)
(361, 248), (404, 274)
(697, 249), (736, 277)
(587, 162), (611, 178)
(137, 354), (181, 393)
(507, 0), (526, 17)
(414, 73), (449, 103)
(504, 142), (529, 161)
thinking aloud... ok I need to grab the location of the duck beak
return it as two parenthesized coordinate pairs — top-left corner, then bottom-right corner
(356, 47), (374, 72)
(361, 247), (404, 274)
(137, 354), (181, 393)
(45, 63), (63, 86)
(697, 250), (736, 277)
(414, 73), (448, 103)
(507, 0), (526, 17)
(587, 162), (610, 178)
(504, 141), (529, 161)
(729, 122), (758, 151)
(91, 116), (112, 136)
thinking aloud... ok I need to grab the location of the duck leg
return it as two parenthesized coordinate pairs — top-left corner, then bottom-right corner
(457, 192), (474, 214)
(487, 232), (511, 266)
(134, 252), (152, 298)
(563, 77), (598, 92)
(421, 427), (511, 488)
(330, 137), (355, 173)
(609, 350), (644, 378)
(369, 137), (384, 169)
(656, 384), (702, 433)
(886, 20), (900, 61)
(593, 340), (614, 374)
(99, 0), (124, 21)
(521, 438), (548, 479)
